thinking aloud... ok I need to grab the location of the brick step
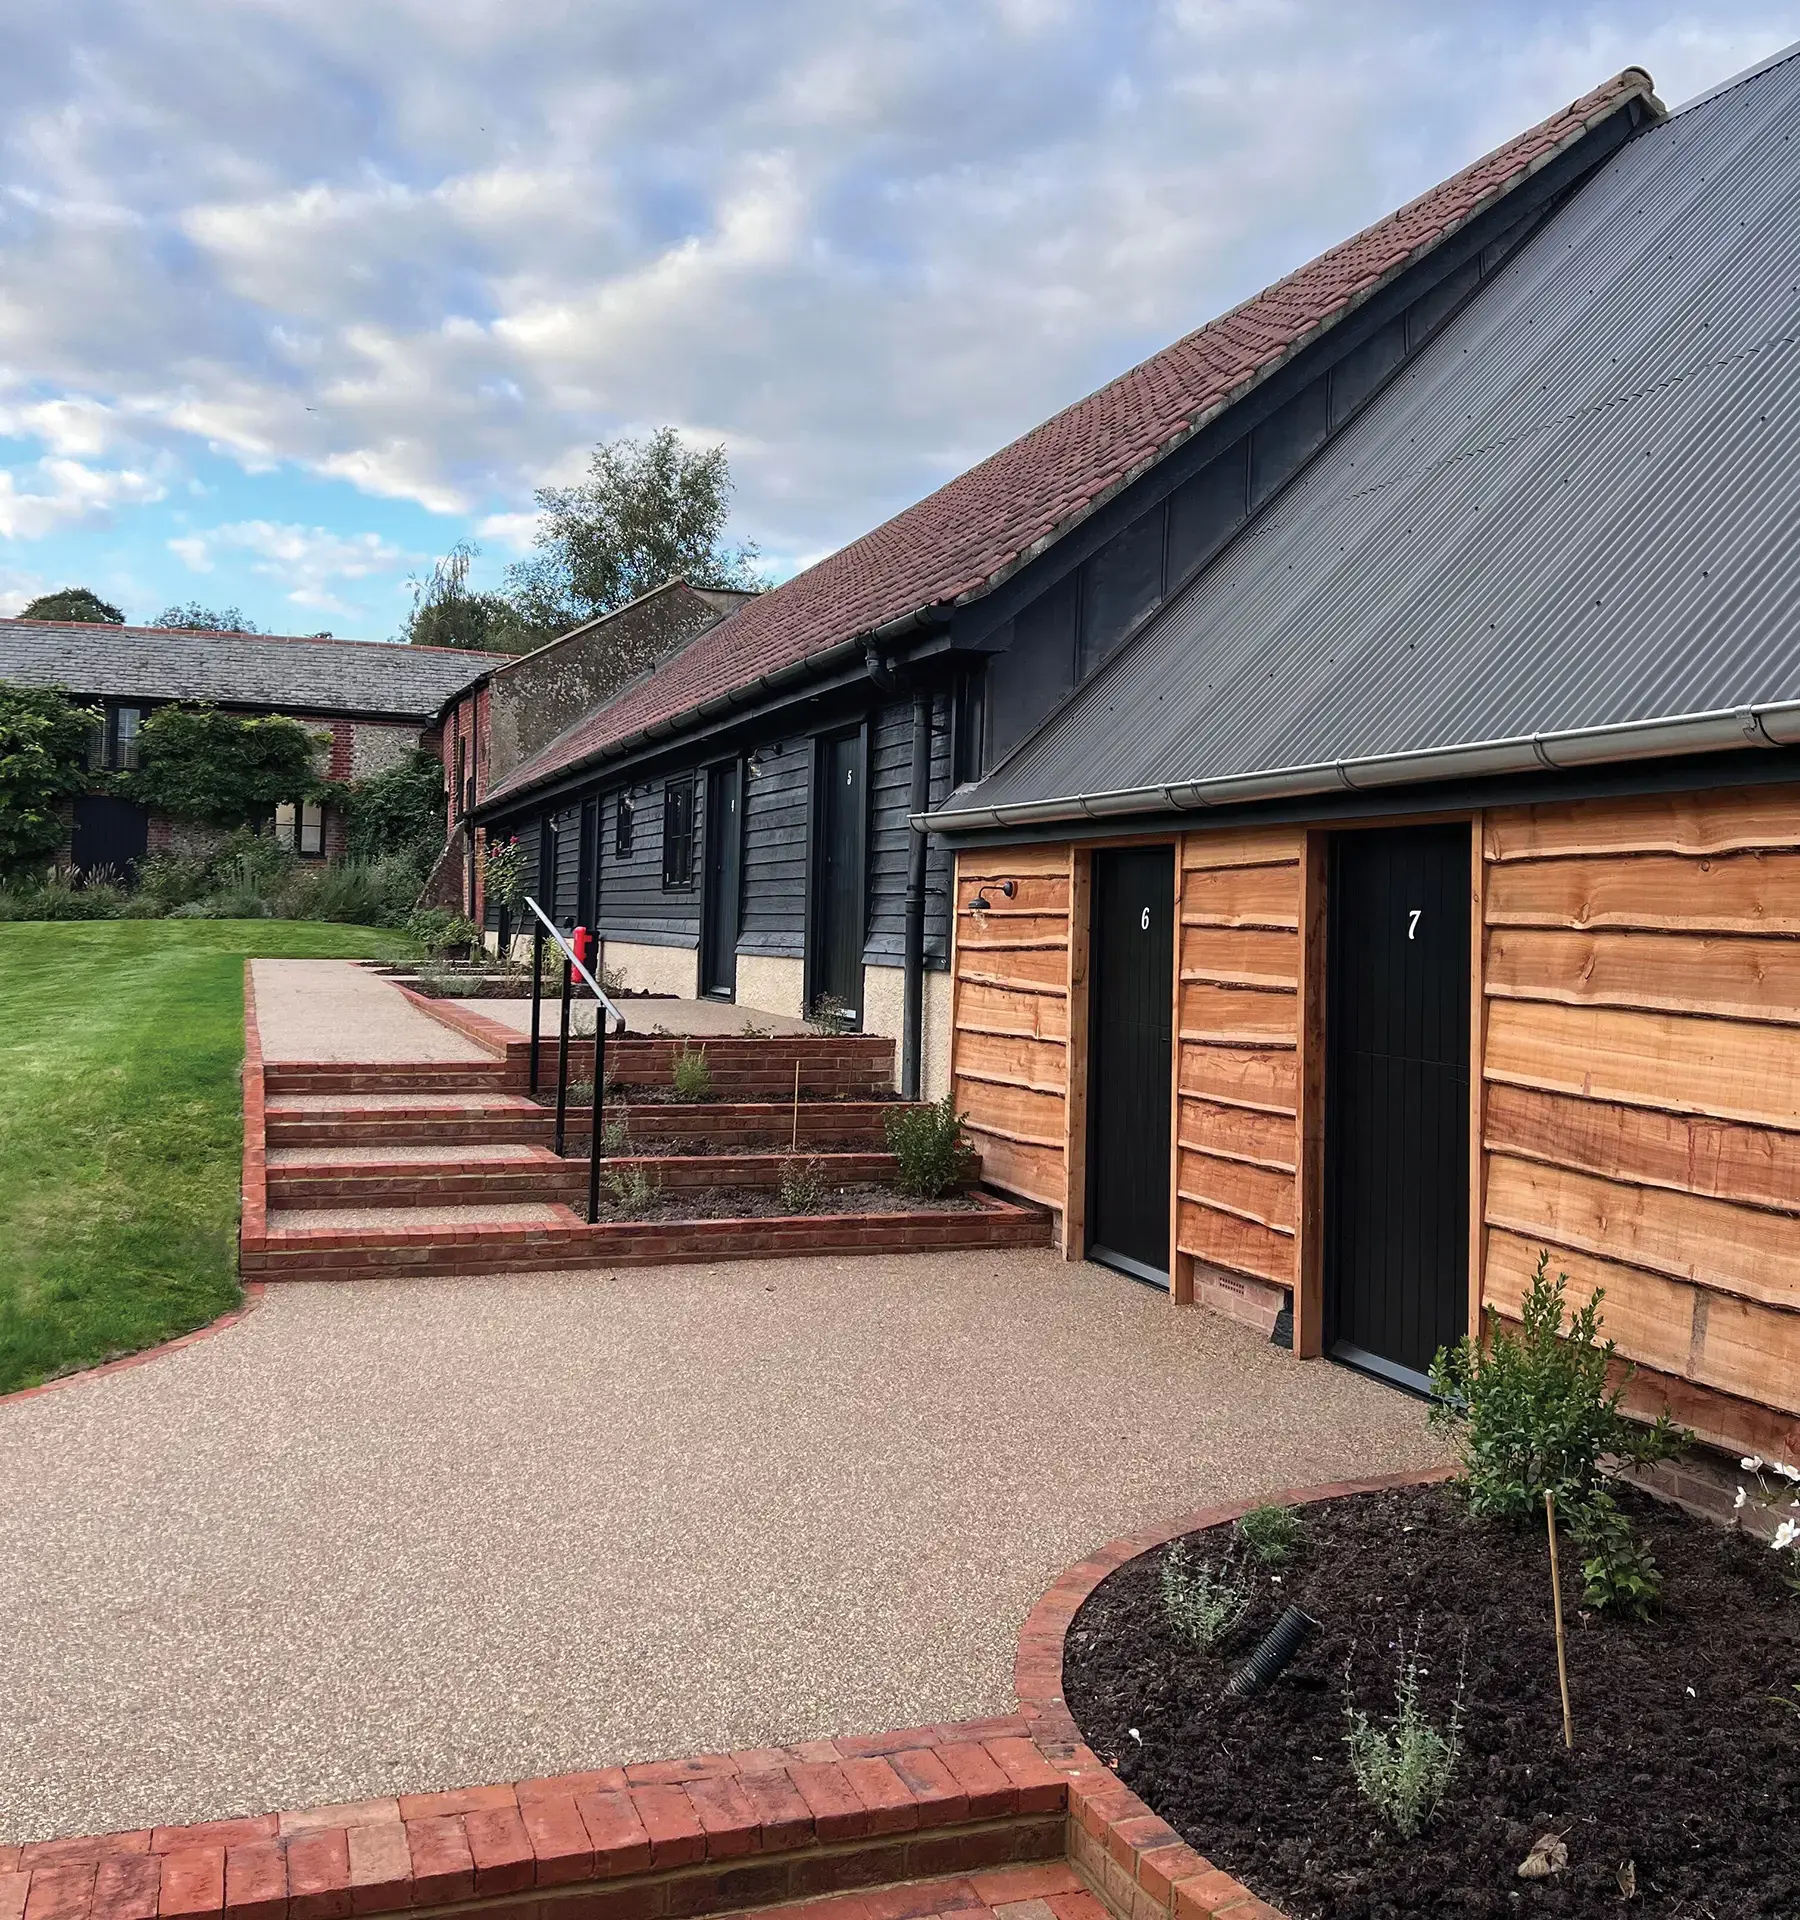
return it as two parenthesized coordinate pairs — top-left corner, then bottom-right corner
(267, 1100), (917, 1152)
(264, 1062), (514, 1096)
(268, 1150), (906, 1208)
(242, 1191), (1051, 1279)
(522, 1034), (898, 1098)
(0, 1725), (1077, 1920)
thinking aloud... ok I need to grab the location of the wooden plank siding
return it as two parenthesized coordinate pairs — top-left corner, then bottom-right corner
(1479, 783), (1800, 1456)
(949, 846), (1073, 1213)
(1173, 828), (1306, 1305)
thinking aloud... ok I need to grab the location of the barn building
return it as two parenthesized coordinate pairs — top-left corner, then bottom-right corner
(467, 47), (1800, 1461)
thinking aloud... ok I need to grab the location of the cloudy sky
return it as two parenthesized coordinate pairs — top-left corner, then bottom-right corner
(2, 2), (1796, 637)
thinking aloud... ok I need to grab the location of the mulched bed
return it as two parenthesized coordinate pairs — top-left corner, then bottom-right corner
(584, 1181), (973, 1223)
(1063, 1482), (1798, 1920)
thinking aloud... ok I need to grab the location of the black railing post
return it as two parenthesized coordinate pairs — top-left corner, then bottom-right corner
(553, 954), (573, 1157)
(587, 1001), (606, 1224)
(529, 918), (545, 1096)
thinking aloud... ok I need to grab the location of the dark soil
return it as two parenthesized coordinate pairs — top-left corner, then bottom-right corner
(567, 1132), (878, 1158)
(583, 1180), (973, 1223)
(1063, 1482), (1798, 1920)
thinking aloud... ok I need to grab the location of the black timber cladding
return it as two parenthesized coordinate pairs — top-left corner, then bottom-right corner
(939, 49), (1800, 826)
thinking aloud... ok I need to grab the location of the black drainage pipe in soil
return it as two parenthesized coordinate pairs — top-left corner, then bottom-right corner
(1226, 1607), (1318, 1698)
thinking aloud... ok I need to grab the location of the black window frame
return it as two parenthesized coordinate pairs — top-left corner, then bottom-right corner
(661, 776), (695, 889)
(110, 704), (145, 771)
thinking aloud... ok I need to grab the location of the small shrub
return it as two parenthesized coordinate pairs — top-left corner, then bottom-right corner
(1160, 1541), (1250, 1651)
(778, 1157), (826, 1214)
(671, 1044), (712, 1102)
(1566, 1487), (1663, 1619)
(739, 1019), (772, 1038)
(405, 907), (480, 955)
(884, 1094), (977, 1199)
(277, 853), (422, 927)
(1236, 1503), (1304, 1566)
(600, 1164), (658, 1217)
(0, 869), (125, 919)
(600, 1114), (632, 1156)
(806, 992), (854, 1035)
(413, 961), (466, 999)
(1428, 1249), (1685, 1522)
(136, 853), (214, 911)
(1343, 1625), (1467, 1838)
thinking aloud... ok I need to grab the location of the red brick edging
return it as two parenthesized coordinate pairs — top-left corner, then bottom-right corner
(0, 1717), (1073, 1920)
(1012, 1471), (1456, 1920)
(0, 1290), (266, 1412)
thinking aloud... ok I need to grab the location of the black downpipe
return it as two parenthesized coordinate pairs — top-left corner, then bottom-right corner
(900, 689), (932, 1101)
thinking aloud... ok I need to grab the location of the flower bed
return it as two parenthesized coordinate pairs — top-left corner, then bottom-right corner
(586, 1179), (978, 1223)
(1062, 1480), (1795, 1919)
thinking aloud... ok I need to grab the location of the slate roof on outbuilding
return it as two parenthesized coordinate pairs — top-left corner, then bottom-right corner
(931, 42), (1800, 830)
(0, 619), (510, 723)
(481, 66), (1658, 806)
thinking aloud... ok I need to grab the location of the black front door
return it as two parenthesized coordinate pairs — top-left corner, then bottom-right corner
(701, 760), (742, 998)
(1325, 825), (1470, 1390)
(811, 730), (865, 1021)
(70, 796), (148, 880)
(1087, 846), (1174, 1284)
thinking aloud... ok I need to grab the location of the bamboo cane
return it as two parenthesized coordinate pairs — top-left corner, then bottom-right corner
(1544, 1489), (1575, 1749)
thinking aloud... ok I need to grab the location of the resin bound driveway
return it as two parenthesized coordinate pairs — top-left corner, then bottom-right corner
(0, 1252), (1448, 1843)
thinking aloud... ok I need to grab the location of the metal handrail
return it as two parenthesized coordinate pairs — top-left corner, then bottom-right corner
(521, 894), (628, 1224)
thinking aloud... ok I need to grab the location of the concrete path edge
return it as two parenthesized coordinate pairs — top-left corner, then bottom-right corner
(1011, 1468), (1459, 1920)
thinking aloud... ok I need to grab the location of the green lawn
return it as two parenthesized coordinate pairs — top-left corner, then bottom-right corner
(0, 920), (408, 1394)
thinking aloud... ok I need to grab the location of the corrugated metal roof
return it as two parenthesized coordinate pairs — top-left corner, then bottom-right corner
(0, 620), (508, 721)
(936, 45), (1800, 829)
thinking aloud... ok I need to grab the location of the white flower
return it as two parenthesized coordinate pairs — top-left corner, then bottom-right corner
(1778, 1462), (1800, 1483)
(1743, 1455), (1765, 1472)
(1773, 1519), (1799, 1551)
(1735, 1487), (1749, 1508)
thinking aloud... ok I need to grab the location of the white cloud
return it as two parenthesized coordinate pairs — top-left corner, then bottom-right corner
(0, 456), (164, 538)
(169, 520), (411, 612)
(0, 0), (1796, 576)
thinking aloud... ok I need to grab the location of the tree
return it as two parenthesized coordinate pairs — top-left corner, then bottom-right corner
(0, 683), (102, 877)
(344, 749), (446, 863)
(131, 706), (324, 826)
(402, 542), (530, 654)
(504, 428), (762, 639)
(19, 588), (124, 625)
(152, 603), (262, 633)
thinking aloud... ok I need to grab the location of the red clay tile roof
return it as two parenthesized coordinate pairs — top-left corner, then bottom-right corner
(489, 67), (1657, 807)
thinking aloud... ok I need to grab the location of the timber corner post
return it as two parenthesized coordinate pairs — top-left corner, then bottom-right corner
(1167, 835), (1191, 1303)
(1468, 811), (1489, 1345)
(1293, 831), (1328, 1357)
(1063, 844), (1092, 1261)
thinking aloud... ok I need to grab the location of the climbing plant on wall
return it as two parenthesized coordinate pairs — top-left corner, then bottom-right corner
(130, 706), (329, 827)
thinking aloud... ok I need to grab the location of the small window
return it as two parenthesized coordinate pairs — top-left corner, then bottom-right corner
(113, 706), (143, 771)
(953, 669), (986, 784)
(276, 800), (326, 857)
(615, 792), (635, 858)
(453, 737), (467, 819)
(661, 778), (695, 888)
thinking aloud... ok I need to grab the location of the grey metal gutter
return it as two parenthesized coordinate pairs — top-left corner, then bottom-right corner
(916, 699), (1800, 834)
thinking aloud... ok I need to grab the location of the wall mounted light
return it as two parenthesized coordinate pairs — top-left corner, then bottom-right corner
(969, 878), (1017, 912)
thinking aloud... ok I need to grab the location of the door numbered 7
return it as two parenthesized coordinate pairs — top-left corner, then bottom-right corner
(1406, 909), (1422, 940)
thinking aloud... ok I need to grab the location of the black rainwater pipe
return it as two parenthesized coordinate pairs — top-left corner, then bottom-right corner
(900, 688), (932, 1100)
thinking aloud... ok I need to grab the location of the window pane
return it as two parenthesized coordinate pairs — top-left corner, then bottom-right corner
(616, 793), (634, 858)
(114, 707), (141, 771)
(300, 800), (324, 856)
(275, 802), (298, 849)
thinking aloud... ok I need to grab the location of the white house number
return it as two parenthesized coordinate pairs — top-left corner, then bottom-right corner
(1140, 907), (1151, 930)
(1407, 909), (1422, 940)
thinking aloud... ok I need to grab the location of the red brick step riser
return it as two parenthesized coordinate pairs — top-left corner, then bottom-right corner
(0, 1721), (1075, 1920)
(268, 1153), (907, 1208)
(241, 1200), (1051, 1279)
(263, 1064), (515, 1097)
(264, 1104), (915, 1153)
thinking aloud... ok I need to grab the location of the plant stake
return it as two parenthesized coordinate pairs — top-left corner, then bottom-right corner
(792, 1060), (801, 1154)
(1544, 1489), (1575, 1749)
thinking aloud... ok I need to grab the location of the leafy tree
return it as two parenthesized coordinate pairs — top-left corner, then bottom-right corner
(131, 706), (324, 826)
(19, 588), (124, 624)
(402, 541), (529, 654)
(344, 749), (446, 862)
(504, 428), (762, 639)
(0, 683), (101, 877)
(152, 603), (262, 633)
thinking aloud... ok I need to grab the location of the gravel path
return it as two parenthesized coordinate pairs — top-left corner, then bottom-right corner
(253, 960), (493, 1062)
(0, 1252), (1448, 1842)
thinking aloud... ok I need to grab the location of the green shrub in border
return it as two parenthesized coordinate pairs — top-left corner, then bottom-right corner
(884, 1094), (977, 1200)
(670, 1044), (712, 1102)
(1235, 1502), (1304, 1566)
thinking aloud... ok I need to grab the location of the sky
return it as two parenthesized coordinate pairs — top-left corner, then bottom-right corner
(2, 2), (1797, 640)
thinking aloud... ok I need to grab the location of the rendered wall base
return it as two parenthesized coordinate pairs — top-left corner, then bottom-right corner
(861, 963), (954, 1099)
(602, 938), (698, 998)
(737, 952), (806, 1019)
